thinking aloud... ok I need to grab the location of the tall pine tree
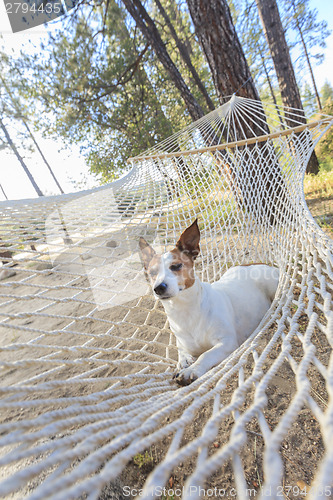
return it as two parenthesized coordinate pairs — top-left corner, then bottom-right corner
(255, 0), (320, 174)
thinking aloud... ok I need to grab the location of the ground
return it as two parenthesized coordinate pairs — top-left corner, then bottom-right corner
(303, 167), (333, 238)
(0, 168), (332, 500)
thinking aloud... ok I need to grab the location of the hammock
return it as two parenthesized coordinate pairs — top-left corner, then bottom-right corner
(0, 95), (332, 499)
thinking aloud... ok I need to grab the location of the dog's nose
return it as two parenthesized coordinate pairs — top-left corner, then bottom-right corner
(154, 282), (168, 296)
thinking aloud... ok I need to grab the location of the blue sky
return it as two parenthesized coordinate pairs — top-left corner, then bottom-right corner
(0, 0), (332, 201)
(291, 0), (333, 90)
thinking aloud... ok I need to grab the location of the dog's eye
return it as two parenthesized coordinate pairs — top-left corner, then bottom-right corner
(170, 263), (183, 272)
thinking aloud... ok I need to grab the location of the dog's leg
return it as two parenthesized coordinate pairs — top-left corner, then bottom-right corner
(174, 339), (196, 376)
(174, 343), (231, 386)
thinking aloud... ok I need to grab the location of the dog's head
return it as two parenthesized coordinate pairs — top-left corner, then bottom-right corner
(139, 220), (200, 300)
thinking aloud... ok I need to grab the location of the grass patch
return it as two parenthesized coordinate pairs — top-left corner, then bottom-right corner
(304, 165), (333, 200)
(133, 450), (154, 469)
(304, 161), (333, 237)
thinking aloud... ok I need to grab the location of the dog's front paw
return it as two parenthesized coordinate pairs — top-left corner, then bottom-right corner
(176, 354), (195, 372)
(172, 366), (199, 386)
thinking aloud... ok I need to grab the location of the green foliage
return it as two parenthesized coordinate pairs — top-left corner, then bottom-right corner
(321, 81), (333, 107)
(133, 450), (154, 468)
(10, 1), (217, 183)
(304, 163), (333, 199)
(0, 48), (34, 154)
(230, 0), (273, 86)
(282, 0), (331, 67)
(315, 97), (333, 168)
(301, 82), (317, 118)
(280, 0), (331, 100)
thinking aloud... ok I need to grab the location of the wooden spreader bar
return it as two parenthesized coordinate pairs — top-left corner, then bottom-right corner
(127, 118), (331, 163)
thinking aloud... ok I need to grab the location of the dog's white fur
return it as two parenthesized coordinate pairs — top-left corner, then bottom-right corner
(140, 220), (279, 385)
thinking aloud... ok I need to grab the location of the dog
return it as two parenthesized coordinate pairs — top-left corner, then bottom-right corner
(139, 220), (279, 386)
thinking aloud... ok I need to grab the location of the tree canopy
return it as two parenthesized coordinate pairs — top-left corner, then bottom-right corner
(1, 0), (331, 184)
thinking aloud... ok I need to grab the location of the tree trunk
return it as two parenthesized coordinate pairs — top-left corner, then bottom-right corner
(291, 4), (322, 111)
(186, 0), (268, 139)
(259, 49), (285, 129)
(299, 30), (322, 111)
(186, 0), (258, 101)
(0, 74), (65, 193)
(255, 0), (319, 174)
(23, 121), (65, 194)
(154, 0), (215, 112)
(0, 183), (8, 200)
(0, 118), (44, 197)
(121, 0), (205, 122)
(186, 0), (289, 225)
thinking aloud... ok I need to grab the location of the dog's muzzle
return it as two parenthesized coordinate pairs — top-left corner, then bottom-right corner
(154, 282), (168, 297)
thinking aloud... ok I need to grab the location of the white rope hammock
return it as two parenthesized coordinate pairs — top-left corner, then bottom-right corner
(0, 95), (332, 499)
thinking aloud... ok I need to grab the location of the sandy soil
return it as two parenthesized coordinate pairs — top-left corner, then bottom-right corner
(306, 196), (333, 238)
(0, 214), (331, 499)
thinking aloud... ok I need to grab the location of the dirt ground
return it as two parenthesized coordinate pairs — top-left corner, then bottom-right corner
(306, 196), (333, 238)
(0, 197), (332, 500)
(111, 321), (330, 500)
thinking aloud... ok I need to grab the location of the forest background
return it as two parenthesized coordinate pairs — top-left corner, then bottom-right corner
(0, 0), (332, 214)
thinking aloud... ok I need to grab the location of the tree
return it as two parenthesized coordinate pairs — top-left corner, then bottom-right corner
(283, 0), (331, 112)
(0, 52), (64, 194)
(321, 81), (333, 106)
(0, 183), (8, 200)
(186, 0), (260, 105)
(121, 0), (205, 122)
(184, 0), (289, 225)
(255, 0), (319, 174)
(16, 2), (186, 182)
(315, 92), (333, 168)
(20, 120), (64, 194)
(153, 0), (215, 111)
(255, 0), (304, 117)
(0, 118), (44, 196)
(230, 0), (284, 127)
(301, 82), (317, 118)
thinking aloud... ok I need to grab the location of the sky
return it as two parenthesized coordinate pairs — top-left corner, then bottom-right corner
(0, 0), (332, 202)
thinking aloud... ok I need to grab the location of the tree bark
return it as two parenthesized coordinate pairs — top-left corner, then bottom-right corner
(255, 0), (319, 174)
(186, 0), (268, 140)
(154, 0), (215, 112)
(121, 0), (205, 122)
(186, 0), (289, 225)
(0, 118), (44, 197)
(186, 0), (259, 101)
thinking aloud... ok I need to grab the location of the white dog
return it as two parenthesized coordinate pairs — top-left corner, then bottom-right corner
(139, 220), (279, 385)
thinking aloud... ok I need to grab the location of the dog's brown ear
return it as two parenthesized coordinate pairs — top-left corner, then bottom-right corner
(176, 219), (200, 260)
(139, 237), (156, 270)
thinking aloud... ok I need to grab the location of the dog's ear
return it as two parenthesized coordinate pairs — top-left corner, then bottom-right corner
(176, 219), (200, 260)
(139, 237), (156, 270)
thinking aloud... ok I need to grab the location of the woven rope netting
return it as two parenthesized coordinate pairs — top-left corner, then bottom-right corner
(0, 95), (332, 499)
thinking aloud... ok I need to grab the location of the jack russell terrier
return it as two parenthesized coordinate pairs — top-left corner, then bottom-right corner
(139, 220), (279, 386)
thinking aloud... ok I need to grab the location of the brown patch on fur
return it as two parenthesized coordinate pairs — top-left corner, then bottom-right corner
(176, 219), (200, 260)
(146, 254), (162, 278)
(139, 220), (201, 291)
(170, 247), (195, 289)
